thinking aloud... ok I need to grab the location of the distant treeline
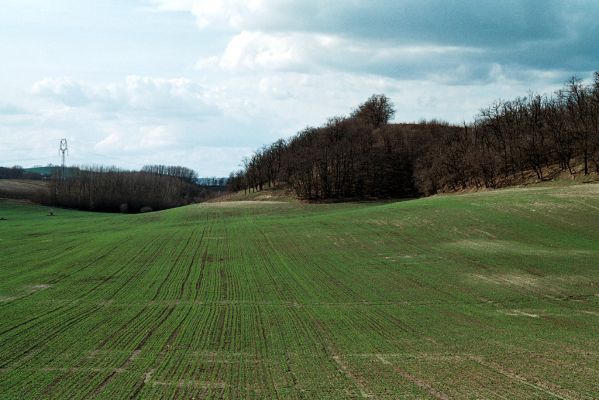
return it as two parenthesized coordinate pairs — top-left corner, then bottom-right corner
(0, 166), (43, 180)
(45, 165), (209, 213)
(229, 72), (599, 198)
(140, 165), (197, 183)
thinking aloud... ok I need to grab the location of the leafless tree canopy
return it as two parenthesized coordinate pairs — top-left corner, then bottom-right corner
(141, 165), (198, 184)
(45, 165), (207, 212)
(351, 94), (396, 128)
(230, 75), (599, 199)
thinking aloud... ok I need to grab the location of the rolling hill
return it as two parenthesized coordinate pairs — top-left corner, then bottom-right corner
(0, 179), (48, 201)
(1, 184), (598, 399)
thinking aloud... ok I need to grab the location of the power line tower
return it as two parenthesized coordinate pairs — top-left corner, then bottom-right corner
(59, 139), (68, 179)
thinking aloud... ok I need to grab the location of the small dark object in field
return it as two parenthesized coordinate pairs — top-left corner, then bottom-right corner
(0, 217), (6, 221)
(48, 210), (55, 216)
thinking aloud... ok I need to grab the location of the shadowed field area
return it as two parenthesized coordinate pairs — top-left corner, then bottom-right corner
(0, 179), (47, 200)
(1, 184), (598, 399)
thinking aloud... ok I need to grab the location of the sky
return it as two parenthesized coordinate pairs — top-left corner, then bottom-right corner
(1, 1), (598, 176)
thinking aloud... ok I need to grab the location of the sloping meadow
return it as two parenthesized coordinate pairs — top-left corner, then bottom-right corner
(0, 184), (598, 398)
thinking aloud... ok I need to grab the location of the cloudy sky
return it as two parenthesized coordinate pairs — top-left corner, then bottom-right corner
(1, 0), (598, 176)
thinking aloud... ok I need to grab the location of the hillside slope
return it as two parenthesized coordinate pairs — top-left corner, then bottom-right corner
(0, 179), (48, 200)
(1, 185), (598, 399)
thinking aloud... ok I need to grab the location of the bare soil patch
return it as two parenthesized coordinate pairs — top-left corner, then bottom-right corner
(0, 179), (48, 201)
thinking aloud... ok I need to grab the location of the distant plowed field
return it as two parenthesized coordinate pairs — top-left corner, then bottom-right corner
(1, 185), (598, 399)
(0, 179), (47, 200)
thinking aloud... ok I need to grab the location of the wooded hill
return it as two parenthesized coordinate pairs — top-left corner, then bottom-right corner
(0, 166), (45, 180)
(228, 72), (599, 199)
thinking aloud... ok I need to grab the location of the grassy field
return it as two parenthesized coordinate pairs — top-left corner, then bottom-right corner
(1, 184), (598, 399)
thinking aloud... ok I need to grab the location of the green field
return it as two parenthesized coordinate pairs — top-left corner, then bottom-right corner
(1, 185), (598, 399)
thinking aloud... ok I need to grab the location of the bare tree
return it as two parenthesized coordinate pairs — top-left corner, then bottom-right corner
(232, 72), (599, 199)
(351, 94), (396, 128)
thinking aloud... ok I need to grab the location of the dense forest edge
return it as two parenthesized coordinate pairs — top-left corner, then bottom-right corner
(2, 71), (599, 210)
(228, 71), (599, 199)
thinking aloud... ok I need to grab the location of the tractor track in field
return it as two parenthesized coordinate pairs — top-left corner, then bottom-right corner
(152, 226), (201, 301)
(196, 248), (209, 296)
(92, 225), (209, 397)
(0, 231), (171, 378)
(466, 355), (573, 400)
(306, 311), (375, 398)
(91, 303), (178, 397)
(102, 235), (169, 299)
(129, 224), (209, 399)
(90, 228), (201, 351)
(0, 242), (120, 311)
(254, 222), (453, 398)
(194, 232), (214, 301)
(74, 234), (164, 302)
(37, 235), (170, 394)
(284, 352), (305, 399)
(375, 354), (450, 400)
(305, 292), (452, 399)
(129, 306), (194, 399)
(0, 302), (72, 337)
(175, 319), (218, 399)
(249, 229), (297, 301)
(172, 232), (214, 400)
(0, 240), (125, 351)
(254, 304), (279, 400)
(7, 293), (597, 308)
(0, 303), (104, 370)
(182, 225), (208, 301)
(207, 301), (228, 398)
(0, 242), (80, 281)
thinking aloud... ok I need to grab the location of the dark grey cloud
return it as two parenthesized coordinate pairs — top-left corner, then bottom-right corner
(250, 1), (564, 45)
(230, 0), (599, 81)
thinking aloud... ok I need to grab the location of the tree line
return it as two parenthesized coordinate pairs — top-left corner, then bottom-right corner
(140, 165), (198, 184)
(415, 74), (599, 193)
(0, 166), (43, 180)
(45, 165), (209, 213)
(228, 95), (418, 198)
(229, 72), (599, 198)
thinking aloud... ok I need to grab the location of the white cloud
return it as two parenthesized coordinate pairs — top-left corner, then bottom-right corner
(150, 0), (267, 29)
(32, 77), (90, 106)
(94, 125), (178, 152)
(198, 29), (481, 81)
(32, 76), (219, 118)
(22, 75), (277, 174)
(217, 31), (305, 71)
